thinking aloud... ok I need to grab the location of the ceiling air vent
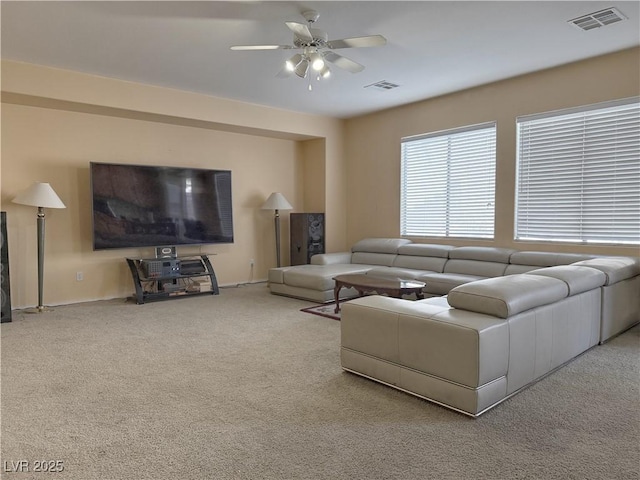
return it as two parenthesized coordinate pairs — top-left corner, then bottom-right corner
(569, 7), (627, 31)
(365, 80), (400, 91)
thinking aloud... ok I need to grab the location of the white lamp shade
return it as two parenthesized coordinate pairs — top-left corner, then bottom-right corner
(294, 59), (309, 79)
(309, 52), (325, 71)
(261, 192), (293, 211)
(285, 53), (303, 72)
(12, 182), (66, 209)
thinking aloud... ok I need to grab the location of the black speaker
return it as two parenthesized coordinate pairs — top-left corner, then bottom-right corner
(1, 212), (12, 323)
(290, 213), (325, 265)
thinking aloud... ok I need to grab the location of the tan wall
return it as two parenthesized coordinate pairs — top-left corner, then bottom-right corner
(301, 138), (326, 213)
(1, 61), (345, 308)
(345, 47), (640, 257)
(3, 48), (639, 309)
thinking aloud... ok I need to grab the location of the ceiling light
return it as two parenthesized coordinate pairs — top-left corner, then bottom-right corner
(309, 52), (325, 71)
(229, 8), (387, 89)
(294, 58), (309, 78)
(285, 53), (303, 72)
(319, 65), (331, 78)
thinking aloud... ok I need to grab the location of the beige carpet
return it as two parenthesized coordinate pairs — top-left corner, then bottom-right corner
(1, 283), (638, 480)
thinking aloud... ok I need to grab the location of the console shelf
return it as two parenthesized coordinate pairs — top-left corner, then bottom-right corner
(126, 255), (219, 304)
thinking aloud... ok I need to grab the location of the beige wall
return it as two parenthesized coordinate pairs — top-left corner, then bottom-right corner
(1, 61), (345, 308)
(345, 47), (640, 257)
(2, 48), (639, 309)
(301, 138), (327, 214)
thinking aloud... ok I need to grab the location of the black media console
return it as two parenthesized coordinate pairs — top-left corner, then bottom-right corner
(126, 255), (219, 304)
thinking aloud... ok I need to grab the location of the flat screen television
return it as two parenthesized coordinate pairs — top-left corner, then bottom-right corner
(90, 162), (233, 250)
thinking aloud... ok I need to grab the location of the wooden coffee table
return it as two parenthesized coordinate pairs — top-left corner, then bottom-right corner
(332, 274), (426, 313)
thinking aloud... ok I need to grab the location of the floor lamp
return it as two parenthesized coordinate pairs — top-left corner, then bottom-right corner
(12, 182), (66, 313)
(261, 192), (293, 268)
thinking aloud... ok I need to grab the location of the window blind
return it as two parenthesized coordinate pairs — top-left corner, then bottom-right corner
(515, 98), (640, 245)
(401, 123), (496, 238)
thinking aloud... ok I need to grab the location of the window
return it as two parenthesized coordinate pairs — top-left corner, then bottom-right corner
(516, 98), (640, 245)
(400, 122), (496, 238)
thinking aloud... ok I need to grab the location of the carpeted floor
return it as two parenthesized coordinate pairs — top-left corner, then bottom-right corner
(1, 283), (638, 480)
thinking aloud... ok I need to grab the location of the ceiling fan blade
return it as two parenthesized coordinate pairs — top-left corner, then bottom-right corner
(285, 21), (313, 42)
(327, 35), (387, 49)
(230, 44), (295, 50)
(323, 51), (365, 73)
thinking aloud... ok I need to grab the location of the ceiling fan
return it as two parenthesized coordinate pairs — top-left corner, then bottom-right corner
(230, 10), (387, 86)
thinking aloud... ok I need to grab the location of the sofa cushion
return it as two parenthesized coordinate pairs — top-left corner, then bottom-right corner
(352, 252), (397, 266)
(419, 296), (451, 308)
(449, 246), (516, 263)
(572, 257), (640, 285)
(310, 251), (353, 265)
(444, 259), (508, 277)
(366, 267), (432, 281)
(504, 264), (540, 275)
(351, 238), (411, 254)
(526, 266), (606, 296)
(280, 264), (373, 290)
(418, 272), (487, 295)
(397, 243), (454, 258)
(392, 254), (448, 272)
(448, 275), (569, 319)
(509, 251), (595, 267)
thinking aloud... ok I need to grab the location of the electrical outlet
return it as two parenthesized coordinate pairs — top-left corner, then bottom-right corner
(76, 271), (84, 281)
(250, 259), (255, 267)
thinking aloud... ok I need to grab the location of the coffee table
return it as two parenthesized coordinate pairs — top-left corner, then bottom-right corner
(332, 274), (426, 313)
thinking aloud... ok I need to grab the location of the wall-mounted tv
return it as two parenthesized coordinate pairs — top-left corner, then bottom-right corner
(90, 162), (233, 250)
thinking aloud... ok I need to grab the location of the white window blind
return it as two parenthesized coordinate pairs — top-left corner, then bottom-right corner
(516, 98), (640, 245)
(401, 123), (496, 238)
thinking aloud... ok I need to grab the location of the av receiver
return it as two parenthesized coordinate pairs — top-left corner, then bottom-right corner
(141, 258), (181, 278)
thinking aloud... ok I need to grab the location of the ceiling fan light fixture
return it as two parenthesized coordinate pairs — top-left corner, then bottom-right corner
(294, 58), (309, 78)
(230, 9), (386, 86)
(309, 52), (325, 71)
(285, 53), (303, 71)
(319, 65), (331, 79)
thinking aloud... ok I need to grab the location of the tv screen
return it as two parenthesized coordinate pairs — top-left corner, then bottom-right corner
(90, 162), (234, 250)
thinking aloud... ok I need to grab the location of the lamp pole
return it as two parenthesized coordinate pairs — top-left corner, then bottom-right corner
(274, 208), (282, 268)
(36, 207), (47, 311)
(261, 192), (293, 268)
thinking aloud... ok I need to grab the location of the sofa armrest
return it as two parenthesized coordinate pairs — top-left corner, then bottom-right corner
(571, 257), (640, 285)
(448, 275), (568, 318)
(311, 252), (353, 265)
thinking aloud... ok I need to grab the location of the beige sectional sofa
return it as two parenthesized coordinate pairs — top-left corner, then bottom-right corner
(269, 237), (639, 342)
(342, 266), (608, 417)
(269, 238), (640, 416)
(269, 238), (599, 299)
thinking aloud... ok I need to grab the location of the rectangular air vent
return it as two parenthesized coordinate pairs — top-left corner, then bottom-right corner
(569, 7), (627, 31)
(365, 80), (400, 91)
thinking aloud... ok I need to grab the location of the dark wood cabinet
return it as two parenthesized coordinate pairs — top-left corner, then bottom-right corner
(290, 213), (325, 265)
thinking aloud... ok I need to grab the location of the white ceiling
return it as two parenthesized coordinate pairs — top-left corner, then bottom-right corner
(2, 1), (639, 119)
